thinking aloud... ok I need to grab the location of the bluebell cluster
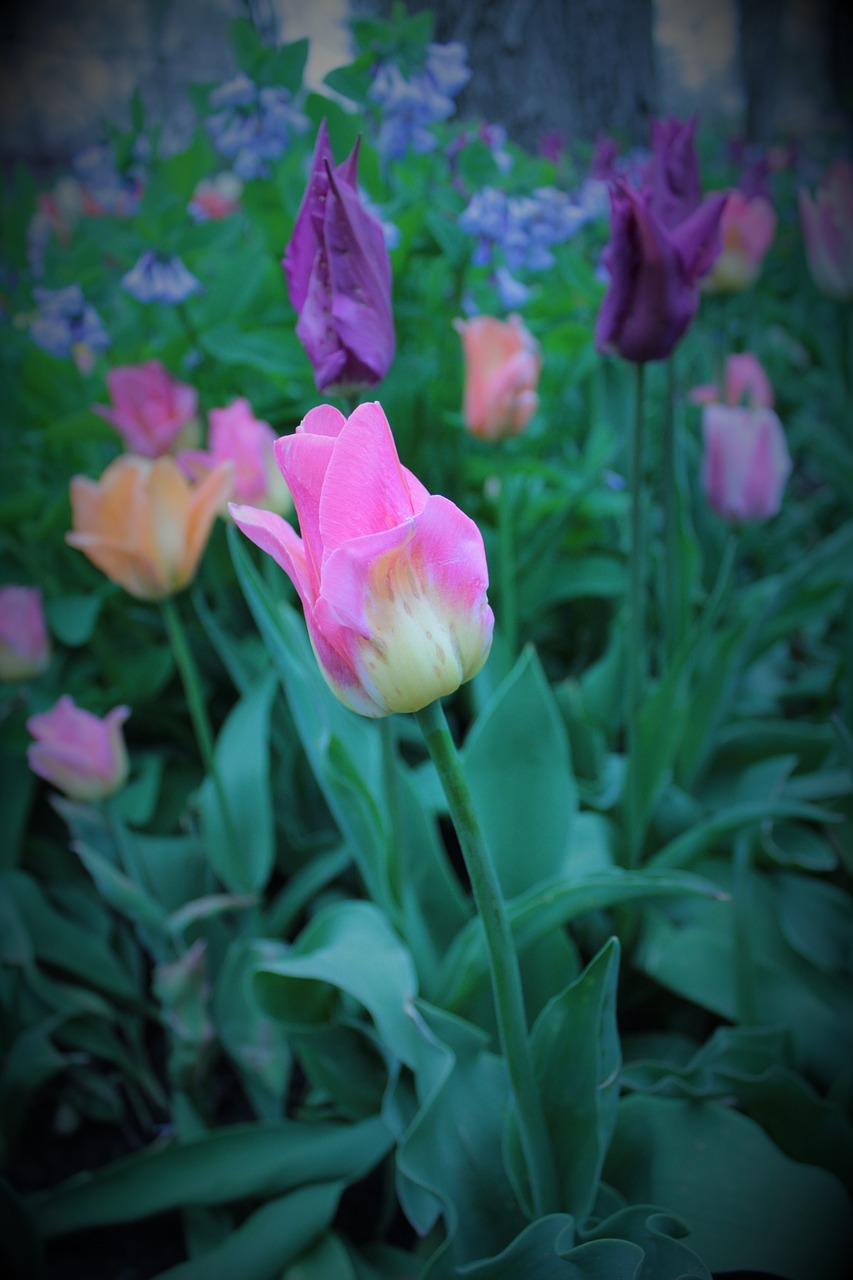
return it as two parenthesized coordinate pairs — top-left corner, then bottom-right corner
(72, 143), (145, 216)
(368, 42), (471, 160)
(29, 285), (110, 358)
(121, 252), (203, 305)
(459, 185), (593, 306)
(206, 73), (308, 180)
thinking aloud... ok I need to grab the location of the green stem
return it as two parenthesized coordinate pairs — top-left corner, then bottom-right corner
(625, 361), (647, 867)
(732, 833), (758, 1025)
(414, 699), (558, 1218)
(380, 716), (403, 912)
(662, 357), (681, 666)
(497, 461), (518, 658)
(161, 596), (237, 857)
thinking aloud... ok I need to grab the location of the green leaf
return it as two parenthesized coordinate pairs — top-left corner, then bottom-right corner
(647, 798), (841, 870)
(253, 900), (419, 1069)
(199, 324), (302, 376)
(462, 646), (577, 898)
(510, 940), (621, 1222)
(30, 1116), (392, 1235)
(43, 593), (102, 646)
(257, 39), (310, 94)
(604, 1095), (853, 1280)
(155, 1183), (344, 1280)
(198, 670), (278, 894)
(212, 939), (291, 1118)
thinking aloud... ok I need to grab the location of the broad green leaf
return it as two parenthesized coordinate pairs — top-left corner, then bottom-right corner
(199, 324), (302, 376)
(508, 940), (621, 1222)
(0, 748), (35, 871)
(155, 1182), (343, 1280)
(647, 798), (841, 870)
(212, 939), (291, 1119)
(604, 1095), (853, 1280)
(436, 868), (724, 1011)
(462, 646), (577, 898)
(43, 593), (102, 646)
(30, 1116), (392, 1235)
(253, 900), (419, 1069)
(198, 670), (278, 894)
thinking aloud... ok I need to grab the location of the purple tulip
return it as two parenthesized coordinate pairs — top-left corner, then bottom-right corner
(648, 115), (701, 230)
(595, 179), (727, 364)
(283, 121), (395, 393)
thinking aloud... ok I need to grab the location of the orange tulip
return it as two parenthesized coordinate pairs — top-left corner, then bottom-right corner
(454, 314), (542, 440)
(66, 454), (232, 599)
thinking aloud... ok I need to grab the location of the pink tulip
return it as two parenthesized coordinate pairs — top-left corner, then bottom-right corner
(0, 586), (51, 681)
(178, 398), (291, 512)
(689, 351), (774, 410)
(702, 404), (791, 523)
(92, 361), (199, 457)
(799, 159), (853, 299)
(703, 190), (777, 292)
(230, 402), (494, 717)
(27, 695), (130, 800)
(454, 314), (542, 440)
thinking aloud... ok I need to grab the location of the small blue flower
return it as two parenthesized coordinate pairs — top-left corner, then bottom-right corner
(121, 252), (203, 305)
(30, 285), (110, 358)
(368, 41), (471, 160)
(205, 75), (307, 179)
(494, 266), (530, 309)
(72, 143), (143, 216)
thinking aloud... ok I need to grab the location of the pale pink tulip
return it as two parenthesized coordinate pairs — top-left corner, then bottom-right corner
(689, 352), (774, 410)
(230, 402), (494, 716)
(454, 314), (542, 439)
(93, 361), (199, 457)
(27, 695), (130, 800)
(702, 404), (791, 523)
(0, 586), (51, 681)
(799, 159), (853, 299)
(179, 398), (291, 513)
(703, 190), (777, 292)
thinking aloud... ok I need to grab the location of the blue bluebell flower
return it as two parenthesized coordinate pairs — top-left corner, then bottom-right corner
(206, 75), (307, 180)
(367, 41), (471, 160)
(30, 285), (110, 358)
(121, 252), (203, 305)
(72, 144), (143, 216)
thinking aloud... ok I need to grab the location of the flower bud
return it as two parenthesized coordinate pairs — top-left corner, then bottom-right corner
(0, 586), (51, 681)
(27, 695), (130, 800)
(454, 314), (541, 440)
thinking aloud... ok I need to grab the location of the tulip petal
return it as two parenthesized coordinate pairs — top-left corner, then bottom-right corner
(228, 503), (314, 611)
(318, 402), (419, 559)
(274, 431), (336, 596)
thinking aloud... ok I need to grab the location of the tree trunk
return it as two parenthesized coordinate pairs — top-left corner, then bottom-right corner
(370, 0), (658, 152)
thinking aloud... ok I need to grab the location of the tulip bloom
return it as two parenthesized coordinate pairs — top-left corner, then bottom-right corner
(689, 351), (774, 410)
(0, 586), (51, 681)
(648, 115), (701, 230)
(67, 454), (232, 600)
(454, 314), (542, 440)
(179, 397), (291, 512)
(230, 402), (493, 717)
(92, 360), (199, 457)
(596, 179), (727, 363)
(702, 404), (791, 523)
(27, 695), (130, 800)
(283, 120), (395, 392)
(702, 190), (776, 292)
(799, 159), (853, 299)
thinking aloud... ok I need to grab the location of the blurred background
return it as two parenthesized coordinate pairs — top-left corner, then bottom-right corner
(1, 0), (850, 174)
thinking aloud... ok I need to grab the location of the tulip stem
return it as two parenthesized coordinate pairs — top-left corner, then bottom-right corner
(161, 596), (237, 858)
(625, 361), (647, 867)
(662, 357), (683, 665)
(379, 716), (403, 911)
(497, 460), (518, 657)
(414, 698), (558, 1219)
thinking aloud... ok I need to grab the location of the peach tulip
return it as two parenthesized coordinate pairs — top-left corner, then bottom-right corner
(799, 159), (853, 299)
(0, 585), (51, 681)
(92, 360), (199, 457)
(27, 695), (130, 800)
(230, 402), (494, 717)
(703, 190), (777, 292)
(454, 314), (542, 439)
(67, 454), (232, 600)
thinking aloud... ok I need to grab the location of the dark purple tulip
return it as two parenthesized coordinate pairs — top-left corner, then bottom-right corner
(595, 180), (728, 364)
(283, 120), (395, 393)
(648, 115), (701, 230)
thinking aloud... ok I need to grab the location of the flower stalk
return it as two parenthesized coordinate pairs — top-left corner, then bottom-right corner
(625, 361), (647, 866)
(414, 697), (558, 1218)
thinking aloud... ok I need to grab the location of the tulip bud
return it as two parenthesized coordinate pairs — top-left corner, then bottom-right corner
(648, 115), (701, 230)
(283, 120), (395, 393)
(0, 586), (51, 681)
(230, 401), (493, 717)
(67, 454), (232, 600)
(454, 314), (541, 440)
(596, 179), (727, 364)
(799, 159), (853, 299)
(27, 695), (130, 800)
(702, 190), (777, 293)
(92, 360), (199, 457)
(701, 404), (791, 523)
